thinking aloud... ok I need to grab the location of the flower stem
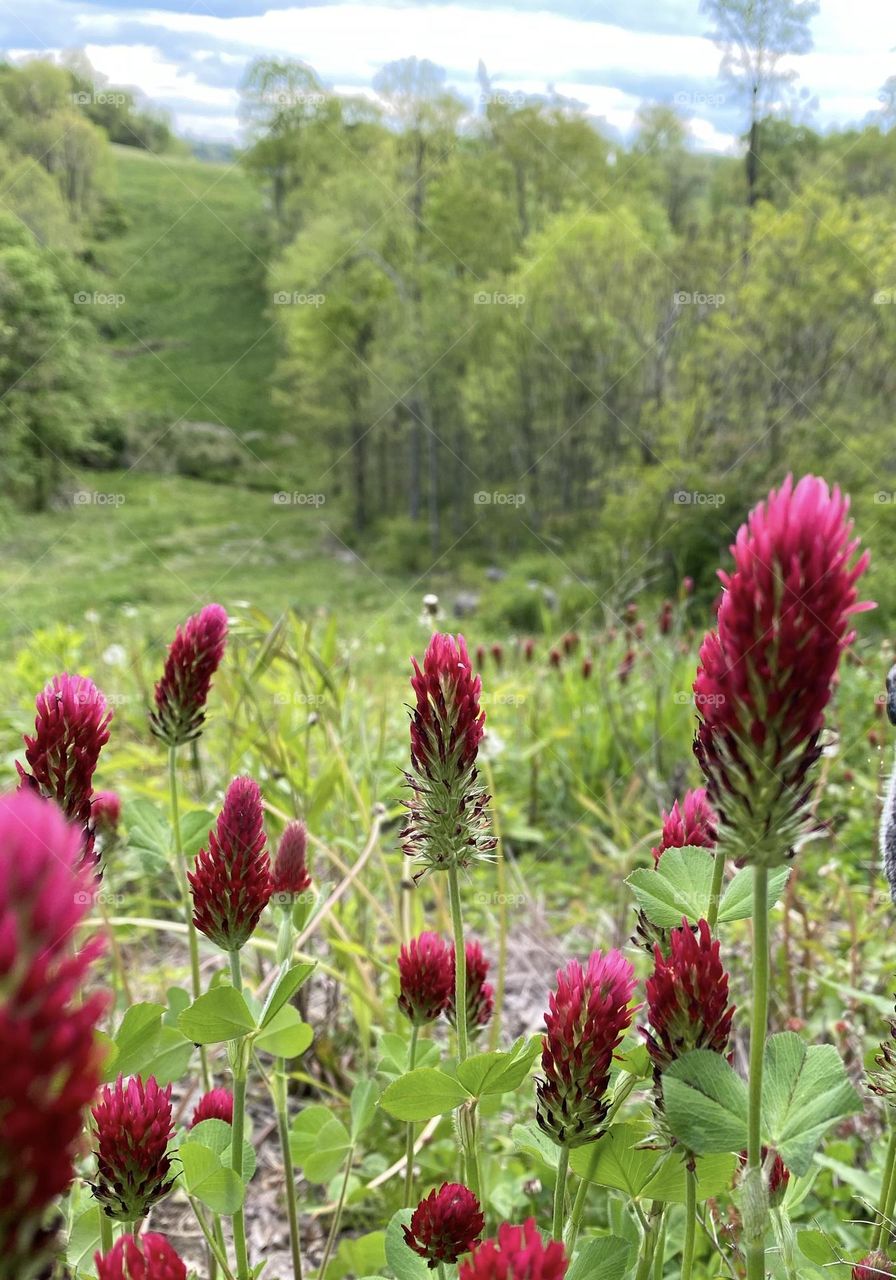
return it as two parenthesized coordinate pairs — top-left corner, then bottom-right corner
(633, 1203), (664, 1280)
(552, 1146), (570, 1241)
(681, 1166), (697, 1280)
(99, 1211), (114, 1257)
(229, 951), (251, 1280)
(873, 1118), (896, 1249)
(318, 1143), (355, 1280)
(275, 1063), (304, 1280)
(706, 848), (726, 930)
(447, 863), (468, 1063)
(404, 1025), (420, 1205)
(168, 745), (210, 1091)
(746, 865), (770, 1280)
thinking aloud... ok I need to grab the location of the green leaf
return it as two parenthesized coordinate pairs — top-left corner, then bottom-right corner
(179, 987), (256, 1045)
(324, 1230), (386, 1280)
(717, 866), (790, 923)
(761, 1032), (862, 1176)
(626, 846), (716, 927)
(290, 1106), (351, 1183)
(569, 1125), (666, 1197)
(511, 1121), (561, 1171)
(378, 1032), (439, 1076)
(380, 1068), (471, 1122)
(350, 1079), (379, 1142)
(180, 809), (215, 858)
(566, 1236), (632, 1280)
(456, 1036), (541, 1098)
(126, 798), (170, 872)
(66, 1206), (103, 1274)
(640, 1150), (737, 1204)
(663, 1052), (749, 1155)
(141, 1026), (194, 1084)
(108, 1002), (164, 1079)
(259, 961), (316, 1027)
(188, 1118), (256, 1182)
(385, 1210), (431, 1280)
(179, 1140), (245, 1213)
(254, 1005), (314, 1058)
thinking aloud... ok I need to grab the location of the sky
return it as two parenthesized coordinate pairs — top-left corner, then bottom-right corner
(5, 0), (895, 149)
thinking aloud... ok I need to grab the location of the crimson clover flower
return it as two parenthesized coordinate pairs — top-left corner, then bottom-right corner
(189, 776), (272, 951)
(869, 999), (896, 1101)
(693, 475), (871, 866)
(402, 633), (495, 877)
(150, 603), (228, 747)
(271, 819), (312, 905)
(398, 932), (454, 1026)
(853, 1253), (895, 1280)
(536, 949), (637, 1148)
(736, 1147), (790, 1209)
(447, 939), (494, 1039)
(91, 1075), (176, 1221)
(190, 1087), (234, 1128)
(96, 1233), (187, 1280)
(0, 790), (107, 1275)
(459, 1219), (568, 1280)
(652, 788), (717, 866)
(92, 790), (122, 836)
(403, 1182), (484, 1267)
(643, 918), (734, 1117)
(17, 672), (113, 869)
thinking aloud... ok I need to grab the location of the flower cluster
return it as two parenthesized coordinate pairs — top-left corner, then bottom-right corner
(402, 633), (496, 876)
(869, 999), (896, 1102)
(652, 788), (717, 866)
(96, 1233), (187, 1280)
(693, 475), (871, 865)
(271, 819), (312, 904)
(536, 949), (637, 1148)
(92, 789), (122, 837)
(853, 1253), (895, 1280)
(0, 791), (106, 1274)
(190, 1087), (234, 1128)
(17, 672), (112, 869)
(736, 1147), (790, 1209)
(404, 1183), (485, 1268)
(459, 1219), (567, 1280)
(398, 932), (454, 1025)
(447, 940), (495, 1038)
(91, 1075), (176, 1221)
(189, 776), (272, 951)
(150, 603), (228, 747)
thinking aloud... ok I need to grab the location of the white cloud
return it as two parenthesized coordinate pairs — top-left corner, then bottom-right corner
(83, 41), (238, 108)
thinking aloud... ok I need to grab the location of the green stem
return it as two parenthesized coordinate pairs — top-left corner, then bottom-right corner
(565, 1074), (637, 1250)
(447, 863), (468, 1063)
(633, 1206), (663, 1280)
(318, 1143), (355, 1280)
(404, 1025), (420, 1205)
(188, 1196), (236, 1280)
(229, 951), (250, 1280)
(275, 1063), (304, 1280)
(681, 1166), (697, 1280)
(872, 1118), (896, 1249)
(99, 1212), (114, 1257)
(552, 1146), (570, 1241)
(169, 745), (210, 1091)
(746, 865), (770, 1280)
(883, 1132), (896, 1250)
(706, 848), (726, 931)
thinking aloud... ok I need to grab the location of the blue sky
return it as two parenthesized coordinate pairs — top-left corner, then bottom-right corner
(6, 0), (894, 148)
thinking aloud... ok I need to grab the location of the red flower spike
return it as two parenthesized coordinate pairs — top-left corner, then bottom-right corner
(537, 949), (637, 1148)
(853, 1252), (895, 1280)
(403, 1182), (484, 1268)
(92, 790), (122, 835)
(643, 919), (734, 1114)
(91, 1075), (175, 1221)
(694, 475), (872, 866)
(190, 1087), (234, 1128)
(96, 1233), (187, 1280)
(150, 603), (228, 747)
(402, 633), (495, 876)
(652, 788), (717, 867)
(398, 932), (454, 1026)
(17, 672), (113, 870)
(271, 820), (311, 904)
(447, 940), (494, 1039)
(0, 791), (107, 1273)
(189, 776), (272, 951)
(459, 1219), (568, 1280)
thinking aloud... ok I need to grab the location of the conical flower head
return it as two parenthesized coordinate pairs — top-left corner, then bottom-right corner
(271, 820), (311, 905)
(404, 1183), (484, 1267)
(869, 1000), (896, 1101)
(536, 949), (637, 1148)
(693, 475), (871, 866)
(92, 790), (121, 836)
(189, 776), (272, 951)
(853, 1252), (895, 1280)
(17, 673), (112, 870)
(0, 790), (107, 1277)
(96, 1233), (187, 1280)
(402, 633), (495, 876)
(190, 1087), (234, 1128)
(643, 919), (734, 1113)
(652, 788), (717, 866)
(447, 940), (494, 1039)
(91, 1075), (175, 1221)
(398, 932), (454, 1026)
(150, 603), (228, 747)
(459, 1219), (568, 1280)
